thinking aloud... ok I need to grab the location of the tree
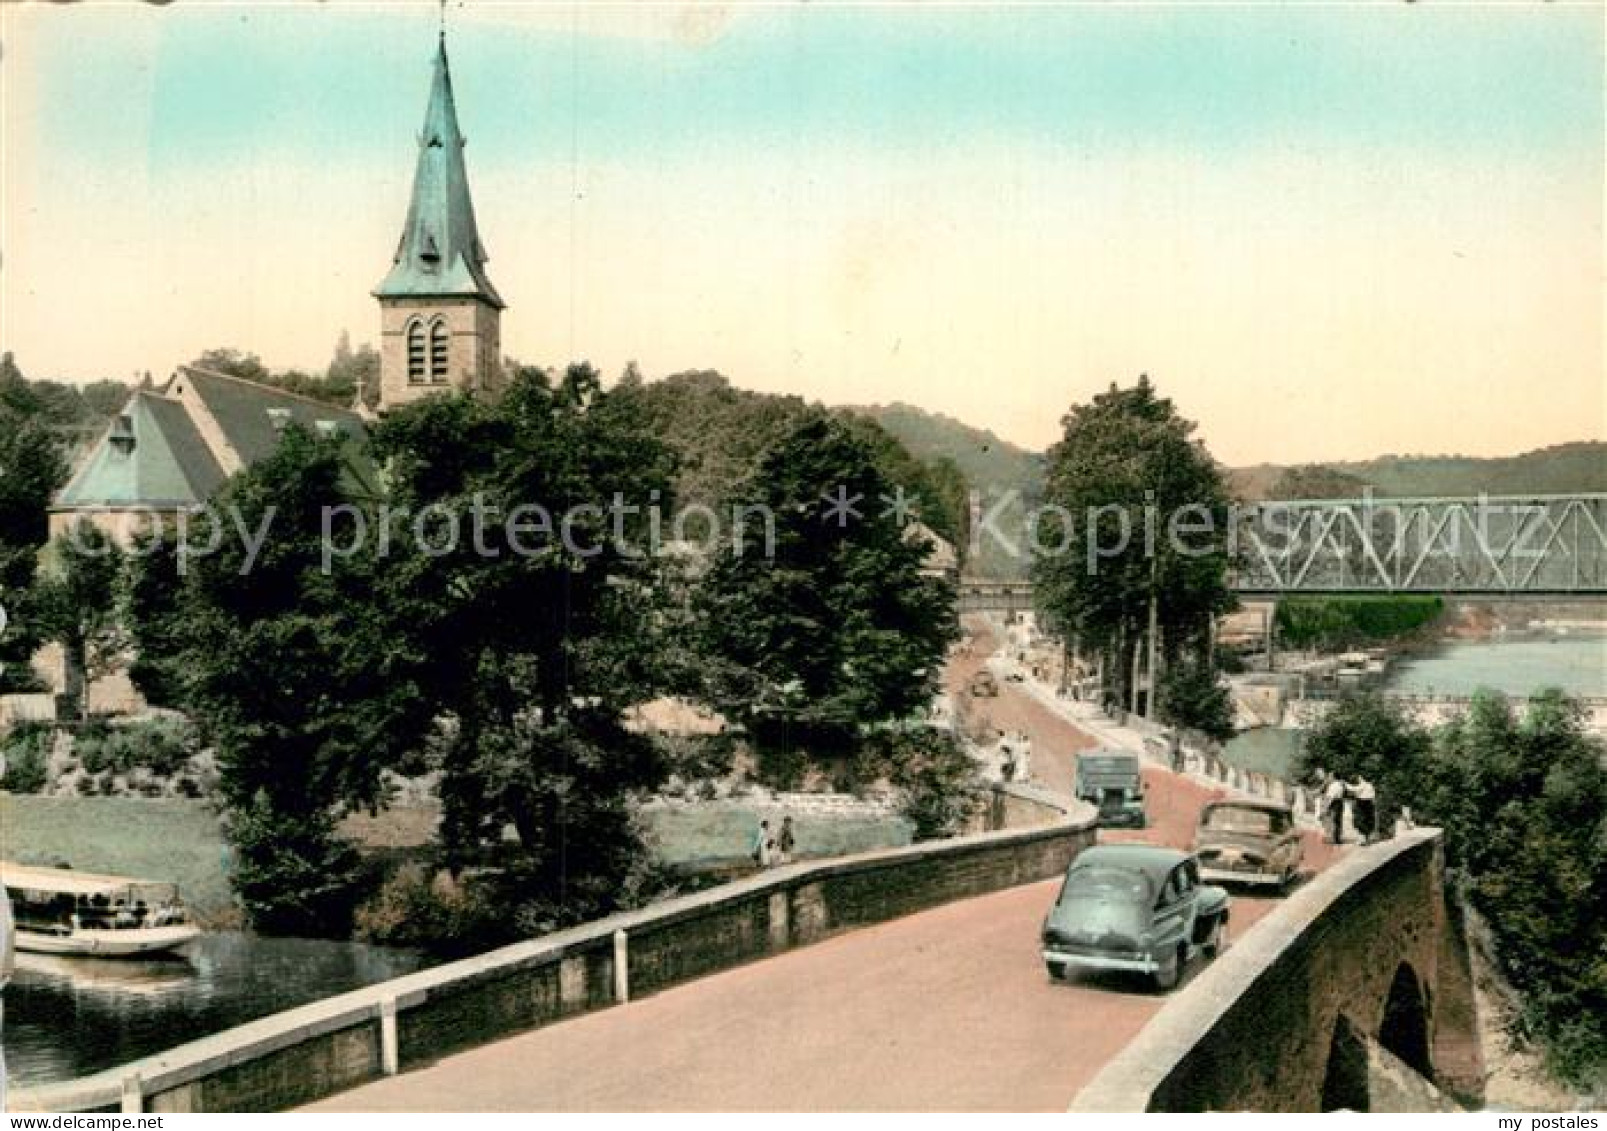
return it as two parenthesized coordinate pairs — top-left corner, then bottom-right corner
(142, 426), (429, 934)
(695, 413), (958, 766)
(370, 365), (680, 923)
(1032, 376), (1237, 712)
(0, 356), (71, 690)
(30, 522), (125, 719)
(1296, 690), (1430, 832)
(191, 347), (271, 386)
(1155, 657), (1235, 743)
(1300, 689), (1607, 1086)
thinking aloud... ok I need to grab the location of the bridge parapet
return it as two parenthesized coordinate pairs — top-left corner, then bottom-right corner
(18, 787), (1096, 1114)
(1071, 829), (1456, 1112)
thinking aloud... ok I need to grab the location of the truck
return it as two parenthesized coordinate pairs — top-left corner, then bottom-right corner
(1075, 750), (1147, 828)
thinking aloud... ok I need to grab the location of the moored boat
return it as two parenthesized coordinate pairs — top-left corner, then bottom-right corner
(1, 861), (201, 958)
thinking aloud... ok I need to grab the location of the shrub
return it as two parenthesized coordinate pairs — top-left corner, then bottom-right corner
(871, 728), (983, 841)
(0, 723), (52, 793)
(1275, 596), (1443, 651)
(73, 716), (198, 779)
(1156, 659), (1236, 743)
(225, 792), (371, 937)
(1303, 689), (1606, 1088)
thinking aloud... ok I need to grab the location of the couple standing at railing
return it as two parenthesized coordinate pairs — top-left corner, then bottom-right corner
(752, 816), (798, 869)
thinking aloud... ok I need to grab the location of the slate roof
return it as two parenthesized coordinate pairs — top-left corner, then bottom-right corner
(55, 367), (377, 513)
(373, 34), (504, 309)
(56, 391), (225, 508)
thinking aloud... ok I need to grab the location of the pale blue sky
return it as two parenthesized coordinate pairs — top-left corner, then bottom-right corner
(4, 2), (1601, 462)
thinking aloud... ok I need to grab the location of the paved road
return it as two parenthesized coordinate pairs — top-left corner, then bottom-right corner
(314, 619), (1338, 1112)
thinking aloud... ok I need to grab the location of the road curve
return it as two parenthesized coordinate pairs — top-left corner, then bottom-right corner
(311, 619), (1338, 1112)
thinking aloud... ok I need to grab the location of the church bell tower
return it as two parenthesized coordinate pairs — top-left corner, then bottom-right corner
(374, 32), (505, 411)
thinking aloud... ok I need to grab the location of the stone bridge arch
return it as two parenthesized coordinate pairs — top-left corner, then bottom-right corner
(1072, 831), (1473, 1112)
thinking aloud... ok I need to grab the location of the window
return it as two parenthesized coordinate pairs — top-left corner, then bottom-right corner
(429, 319), (450, 384)
(406, 319), (427, 384)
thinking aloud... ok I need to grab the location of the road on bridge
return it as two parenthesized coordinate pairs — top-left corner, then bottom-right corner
(312, 619), (1339, 1112)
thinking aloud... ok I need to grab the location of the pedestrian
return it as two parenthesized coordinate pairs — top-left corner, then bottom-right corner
(1352, 777), (1377, 844)
(751, 820), (773, 869)
(1322, 774), (1347, 845)
(1167, 730), (1184, 774)
(1393, 806), (1416, 838)
(776, 816), (797, 866)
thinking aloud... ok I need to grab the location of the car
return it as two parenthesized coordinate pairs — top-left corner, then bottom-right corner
(1040, 844), (1230, 991)
(1075, 750), (1147, 828)
(1193, 799), (1304, 890)
(968, 670), (999, 697)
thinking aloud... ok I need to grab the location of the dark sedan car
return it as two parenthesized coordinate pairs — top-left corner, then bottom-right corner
(1040, 844), (1230, 991)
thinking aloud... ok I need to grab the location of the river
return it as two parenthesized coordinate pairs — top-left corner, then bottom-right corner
(1385, 630), (1606, 699)
(1, 932), (432, 1088)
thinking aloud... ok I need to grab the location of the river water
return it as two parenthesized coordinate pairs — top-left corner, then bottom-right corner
(1221, 630), (1604, 782)
(1385, 630), (1606, 698)
(1, 932), (431, 1088)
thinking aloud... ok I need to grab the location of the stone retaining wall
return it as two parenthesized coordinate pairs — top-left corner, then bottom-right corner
(19, 785), (1094, 1114)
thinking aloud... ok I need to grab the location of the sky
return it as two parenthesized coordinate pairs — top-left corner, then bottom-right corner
(1, 1), (1601, 465)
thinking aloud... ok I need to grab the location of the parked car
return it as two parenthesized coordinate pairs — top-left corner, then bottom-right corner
(1075, 750), (1146, 828)
(1193, 799), (1303, 890)
(1040, 844), (1230, 991)
(968, 670), (999, 698)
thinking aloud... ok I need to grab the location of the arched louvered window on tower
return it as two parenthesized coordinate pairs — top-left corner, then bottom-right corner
(429, 319), (450, 384)
(406, 319), (427, 384)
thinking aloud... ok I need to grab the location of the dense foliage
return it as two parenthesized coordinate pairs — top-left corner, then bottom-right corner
(1155, 657), (1236, 743)
(0, 722), (53, 794)
(1299, 690), (1606, 1087)
(695, 413), (958, 759)
(191, 333), (380, 409)
(611, 370), (969, 561)
(132, 427), (427, 933)
(30, 520), (125, 719)
(1275, 596), (1444, 651)
(1032, 376), (1237, 710)
(0, 354), (73, 689)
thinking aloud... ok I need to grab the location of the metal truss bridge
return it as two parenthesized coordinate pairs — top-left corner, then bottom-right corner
(957, 494), (1607, 609)
(1231, 494), (1607, 596)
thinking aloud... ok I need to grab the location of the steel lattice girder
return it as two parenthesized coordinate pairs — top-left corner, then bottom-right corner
(1231, 494), (1607, 594)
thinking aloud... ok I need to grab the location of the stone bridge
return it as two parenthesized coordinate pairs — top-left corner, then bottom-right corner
(1073, 829), (1468, 1112)
(19, 815), (1468, 1113)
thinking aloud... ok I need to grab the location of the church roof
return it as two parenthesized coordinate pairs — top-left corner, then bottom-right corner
(374, 34), (504, 310)
(56, 391), (225, 509)
(55, 368), (377, 513)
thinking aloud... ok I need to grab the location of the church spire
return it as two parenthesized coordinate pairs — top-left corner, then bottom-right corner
(374, 32), (504, 309)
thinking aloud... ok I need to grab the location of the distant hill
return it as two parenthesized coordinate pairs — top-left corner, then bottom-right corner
(1232, 442), (1607, 501)
(855, 404), (1044, 580)
(611, 372), (970, 558)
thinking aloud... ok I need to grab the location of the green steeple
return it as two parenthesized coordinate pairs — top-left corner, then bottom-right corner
(374, 33), (504, 309)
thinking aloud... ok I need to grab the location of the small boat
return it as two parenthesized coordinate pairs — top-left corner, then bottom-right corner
(1, 861), (202, 958)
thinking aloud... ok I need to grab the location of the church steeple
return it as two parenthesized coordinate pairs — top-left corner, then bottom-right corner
(374, 31), (505, 411)
(375, 33), (503, 309)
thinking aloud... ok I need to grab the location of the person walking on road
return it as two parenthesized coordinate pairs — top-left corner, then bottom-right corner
(1352, 777), (1377, 844)
(776, 816), (797, 866)
(752, 820), (774, 869)
(1322, 774), (1347, 845)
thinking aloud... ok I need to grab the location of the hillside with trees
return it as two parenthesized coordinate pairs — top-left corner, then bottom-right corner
(856, 403), (1045, 580)
(612, 370), (970, 561)
(1234, 442), (1607, 501)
